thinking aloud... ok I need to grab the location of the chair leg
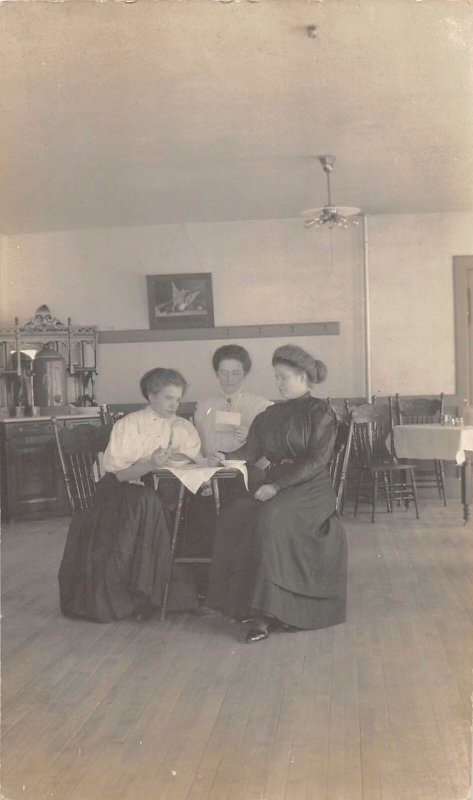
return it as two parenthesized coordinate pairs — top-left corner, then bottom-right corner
(383, 472), (392, 512)
(371, 473), (378, 523)
(211, 477), (221, 515)
(337, 475), (347, 515)
(400, 469), (408, 509)
(160, 482), (187, 622)
(436, 459), (447, 506)
(354, 470), (363, 517)
(410, 468), (420, 519)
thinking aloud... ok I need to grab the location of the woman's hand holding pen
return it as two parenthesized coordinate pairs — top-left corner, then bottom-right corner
(208, 451), (226, 467)
(150, 447), (170, 468)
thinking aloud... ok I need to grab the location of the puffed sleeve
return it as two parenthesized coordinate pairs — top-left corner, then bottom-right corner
(172, 418), (202, 460)
(193, 400), (205, 432)
(268, 404), (336, 489)
(102, 415), (144, 473)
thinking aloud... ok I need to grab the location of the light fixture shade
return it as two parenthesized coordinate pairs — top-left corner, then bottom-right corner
(302, 156), (361, 229)
(301, 206), (361, 218)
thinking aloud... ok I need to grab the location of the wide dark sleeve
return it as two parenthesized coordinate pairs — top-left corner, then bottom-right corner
(269, 404), (336, 490)
(223, 413), (265, 464)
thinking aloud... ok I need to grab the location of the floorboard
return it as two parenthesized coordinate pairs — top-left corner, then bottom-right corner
(1, 481), (472, 799)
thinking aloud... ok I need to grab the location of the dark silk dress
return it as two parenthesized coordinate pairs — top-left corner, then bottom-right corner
(58, 475), (196, 622)
(206, 393), (347, 629)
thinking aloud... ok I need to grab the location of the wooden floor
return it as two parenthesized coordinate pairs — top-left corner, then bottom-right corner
(2, 483), (473, 800)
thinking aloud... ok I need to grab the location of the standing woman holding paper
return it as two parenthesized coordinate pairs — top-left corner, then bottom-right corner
(194, 344), (272, 457)
(189, 345), (272, 588)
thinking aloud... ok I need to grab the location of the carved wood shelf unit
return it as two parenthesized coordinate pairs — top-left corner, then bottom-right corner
(0, 306), (98, 408)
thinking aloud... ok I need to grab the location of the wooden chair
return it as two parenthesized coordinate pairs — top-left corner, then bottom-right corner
(351, 404), (419, 523)
(394, 394), (446, 505)
(327, 397), (349, 423)
(51, 418), (113, 514)
(329, 418), (354, 514)
(344, 398), (371, 420)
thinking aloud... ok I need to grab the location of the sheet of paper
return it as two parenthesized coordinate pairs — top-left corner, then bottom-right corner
(214, 409), (241, 430)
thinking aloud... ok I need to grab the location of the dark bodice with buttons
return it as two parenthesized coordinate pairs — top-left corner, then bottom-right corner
(227, 393), (337, 490)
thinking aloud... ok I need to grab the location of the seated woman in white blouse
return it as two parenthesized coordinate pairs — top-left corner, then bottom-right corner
(58, 367), (201, 623)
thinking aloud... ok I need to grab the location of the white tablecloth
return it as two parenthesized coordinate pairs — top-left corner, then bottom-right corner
(393, 424), (473, 466)
(156, 462), (248, 494)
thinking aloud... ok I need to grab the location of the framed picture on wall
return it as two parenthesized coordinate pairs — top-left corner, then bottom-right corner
(146, 273), (214, 329)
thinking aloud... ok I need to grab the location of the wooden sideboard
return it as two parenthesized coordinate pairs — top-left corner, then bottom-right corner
(0, 415), (104, 521)
(0, 405), (196, 522)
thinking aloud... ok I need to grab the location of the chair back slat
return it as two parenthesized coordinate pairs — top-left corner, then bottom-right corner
(352, 420), (372, 468)
(51, 418), (112, 514)
(351, 404), (393, 465)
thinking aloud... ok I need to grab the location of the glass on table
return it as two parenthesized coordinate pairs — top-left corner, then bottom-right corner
(441, 414), (465, 426)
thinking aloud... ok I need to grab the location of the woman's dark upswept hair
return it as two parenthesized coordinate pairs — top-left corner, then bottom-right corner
(212, 344), (252, 374)
(272, 345), (327, 385)
(140, 368), (188, 401)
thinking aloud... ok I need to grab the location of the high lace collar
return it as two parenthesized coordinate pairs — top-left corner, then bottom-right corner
(220, 387), (243, 402)
(145, 404), (176, 421)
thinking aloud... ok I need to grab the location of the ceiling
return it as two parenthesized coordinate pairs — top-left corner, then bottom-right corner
(1, 0), (473, 235)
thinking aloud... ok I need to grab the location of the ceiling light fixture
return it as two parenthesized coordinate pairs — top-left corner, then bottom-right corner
(301, 155), (361, 229)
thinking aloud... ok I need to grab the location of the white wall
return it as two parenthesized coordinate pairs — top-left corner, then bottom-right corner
(368, 212), (473, 397)
(1, 219), (365, 401)
(1, 211), (471, 403)
(0, 235), (6, 323)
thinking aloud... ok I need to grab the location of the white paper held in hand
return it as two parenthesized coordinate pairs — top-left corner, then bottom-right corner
(214, 410), (241, 431)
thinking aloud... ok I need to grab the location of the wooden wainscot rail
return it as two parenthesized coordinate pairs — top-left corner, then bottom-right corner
(99, 321), (340, 344)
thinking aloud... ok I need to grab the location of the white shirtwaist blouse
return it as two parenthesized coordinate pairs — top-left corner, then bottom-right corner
(194, 389), (272, 456)
(102, 406), (201, 475)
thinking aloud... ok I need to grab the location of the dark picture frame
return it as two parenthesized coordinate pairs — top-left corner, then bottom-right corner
(146, 273), (214, 330)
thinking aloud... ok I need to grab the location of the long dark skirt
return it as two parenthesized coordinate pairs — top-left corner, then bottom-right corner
(206, 470), (347, 629)
(58, 475), (197, 622)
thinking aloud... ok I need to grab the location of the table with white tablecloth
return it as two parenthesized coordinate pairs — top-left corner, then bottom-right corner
(152, 464), (245, 618)
(392, 424), (473, 523)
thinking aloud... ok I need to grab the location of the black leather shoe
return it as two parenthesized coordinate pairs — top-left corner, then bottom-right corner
(245, 625), (270, 643)
(279, 623), (300, 633)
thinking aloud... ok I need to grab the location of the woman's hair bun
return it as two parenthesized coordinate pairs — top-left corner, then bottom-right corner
(272, 345), (327, 384)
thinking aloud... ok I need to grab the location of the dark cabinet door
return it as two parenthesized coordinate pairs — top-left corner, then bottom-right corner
(2, 424), (69, 520)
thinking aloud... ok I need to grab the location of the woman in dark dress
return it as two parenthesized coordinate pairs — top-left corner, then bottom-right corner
(206, 345), (347, 643)
(58, 367), (201, 622)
